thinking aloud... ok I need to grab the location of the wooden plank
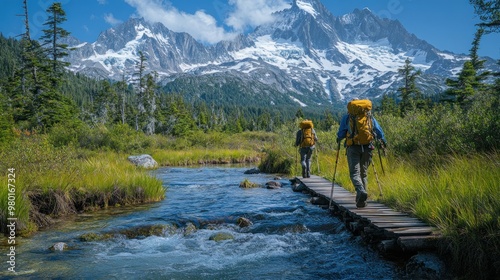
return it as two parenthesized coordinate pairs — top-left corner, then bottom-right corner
(386, 227), (434, 236)
(296, 176), (441, 249)
(397, 235), (438, 251)
(351, 211), (410, 216)
(341, 205), (389, 210)
(362, 217), (423, 223)
(372, 222), (430, 228)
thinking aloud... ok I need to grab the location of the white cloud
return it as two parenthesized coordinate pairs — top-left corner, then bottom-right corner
(97, 0), (107, 4)
(124, 0), (291, 44)
(225, 0), (290, 31)
(104, 13), (123, 26)
(125, 0), (237, 44)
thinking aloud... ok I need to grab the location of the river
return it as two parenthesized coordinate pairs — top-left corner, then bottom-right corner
(2, 166), (402, 279)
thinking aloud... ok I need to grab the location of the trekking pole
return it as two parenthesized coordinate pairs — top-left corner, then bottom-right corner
(315, 146), (320, 175)
(328, 141), (341, 209)
(376, 141), (385, 175)
(371, 160), (383, 198)
(295, 147), (298, 177)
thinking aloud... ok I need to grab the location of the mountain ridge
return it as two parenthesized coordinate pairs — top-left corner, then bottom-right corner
(64, 0), (498, 108)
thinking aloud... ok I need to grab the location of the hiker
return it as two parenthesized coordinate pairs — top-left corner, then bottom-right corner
(336, 99), (387, 208)
(295, 119), (318, 178)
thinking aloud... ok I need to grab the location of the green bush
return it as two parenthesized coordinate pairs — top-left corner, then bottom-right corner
(377, 96), (499, 166)
(48, 120), (89, 147)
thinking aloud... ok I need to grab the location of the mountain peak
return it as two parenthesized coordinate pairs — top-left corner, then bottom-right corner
(292, 0), (319, 17)
(64, 2), (490, 105)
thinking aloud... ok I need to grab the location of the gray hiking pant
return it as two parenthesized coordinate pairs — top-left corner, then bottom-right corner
(299, 146), (314, 174)
(347, 144), (373, 199)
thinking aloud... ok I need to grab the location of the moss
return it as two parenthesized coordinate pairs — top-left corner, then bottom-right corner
(209, 232), (234, 242)
(239, 179), (261, 188)
(79, 232), (115, 242)
(184, 222), (197, 236)
(120, 224), (168, 238)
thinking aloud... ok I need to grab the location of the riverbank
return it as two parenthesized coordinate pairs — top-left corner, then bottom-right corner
(0, 131), (267, 236)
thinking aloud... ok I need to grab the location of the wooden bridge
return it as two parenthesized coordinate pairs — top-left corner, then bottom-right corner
(294, 175), (441, 255)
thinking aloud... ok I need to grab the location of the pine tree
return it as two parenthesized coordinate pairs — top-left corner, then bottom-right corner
(470, 0), (500, 32)
(445, 61), (479, 104)
(380, 93), (399, 116)
(295, 108), (304, 119)
(40, 2), (70, 88)
(320, 110), (335, 131)
(397, 58), (422, 116)
(95, 80), (119, 125)
(116, 75), (129, 125)
(133, 51), (147, 131)
(445, 28), (490, 105)
(143, 73), (158, 135)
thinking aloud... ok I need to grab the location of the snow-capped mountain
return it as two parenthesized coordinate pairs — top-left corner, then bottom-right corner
(65, 0), (498, 107)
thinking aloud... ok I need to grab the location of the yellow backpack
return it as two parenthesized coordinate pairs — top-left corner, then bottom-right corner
(299, 120), (315, 147)
(346, 99), (374, 146)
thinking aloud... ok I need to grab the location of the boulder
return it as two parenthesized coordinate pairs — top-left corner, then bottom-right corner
(119, 224), (169, 238)
(244, 168), (260, 174)
(292, 182), (307, 192)
(237, 217), (253, 227)
(209, 232), (234, 242)
(405, 253), (447, 279)
(79, 232), (114, 242)
(127, 154), (158, 169)
(310, 196), (329, 205)
(49, 242), (69, 251)
(239, 179), (261, 188)
(265, 181), (282, 189)
(184, 222), (197, 236)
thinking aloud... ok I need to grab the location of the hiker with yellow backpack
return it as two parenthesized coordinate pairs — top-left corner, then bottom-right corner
(295, 119), (318, 178)
(336, 99), (387, 208)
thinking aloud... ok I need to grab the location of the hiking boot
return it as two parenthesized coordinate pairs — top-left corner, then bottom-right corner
(356, 201), (366, 208)
(359, 192), (368, 202)
(302, 170), (306, 178)
(356, 191), (368, 208)
(306, 171), (310, 178)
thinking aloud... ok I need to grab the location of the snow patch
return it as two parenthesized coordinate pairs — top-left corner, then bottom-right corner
(290, 96), (307, 107)
(296, 0), (318, 18)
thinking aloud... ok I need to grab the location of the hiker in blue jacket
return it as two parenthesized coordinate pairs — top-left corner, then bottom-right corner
(336, 99), (387, 208)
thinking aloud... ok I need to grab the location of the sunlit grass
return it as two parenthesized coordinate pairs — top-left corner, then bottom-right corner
(152, 148), (261, 166)
(0, 136), (164, 235)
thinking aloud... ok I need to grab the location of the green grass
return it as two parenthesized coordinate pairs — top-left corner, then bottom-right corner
(152, 148), (261, 166)
(378, 154), (500, 278)
(0, 135), (164, 236)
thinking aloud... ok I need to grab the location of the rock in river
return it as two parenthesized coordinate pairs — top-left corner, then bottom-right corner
(49, 242), (69, 251)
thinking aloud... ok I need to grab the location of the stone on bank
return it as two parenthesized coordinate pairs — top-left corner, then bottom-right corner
(127, 154), (158, 169)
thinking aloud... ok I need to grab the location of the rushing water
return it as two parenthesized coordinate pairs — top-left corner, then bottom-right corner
(2, 166), (402, 279)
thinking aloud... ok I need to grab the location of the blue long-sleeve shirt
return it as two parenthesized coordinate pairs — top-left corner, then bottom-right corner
(337, 114), (386, 142)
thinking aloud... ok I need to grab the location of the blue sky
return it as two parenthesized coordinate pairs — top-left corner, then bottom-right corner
(0, 0), (498, 59)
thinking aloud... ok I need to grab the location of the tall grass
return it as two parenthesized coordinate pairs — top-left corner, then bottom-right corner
(152, 148), (261, 166)
(149, 130), (269, 166)
(378, 153), (500, 278)
(0, 135), (164, 235)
